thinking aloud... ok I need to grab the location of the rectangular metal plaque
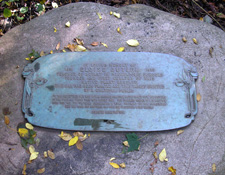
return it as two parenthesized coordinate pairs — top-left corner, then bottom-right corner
(22, 52), (198, 131)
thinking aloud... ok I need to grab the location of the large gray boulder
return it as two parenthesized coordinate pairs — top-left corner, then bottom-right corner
(0, 2), (225, 175)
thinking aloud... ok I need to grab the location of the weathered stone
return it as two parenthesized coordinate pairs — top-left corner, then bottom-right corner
(0, 2), (225, 175)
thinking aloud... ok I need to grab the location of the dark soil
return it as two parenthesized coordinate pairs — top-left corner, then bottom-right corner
(0, 0), (224, 37)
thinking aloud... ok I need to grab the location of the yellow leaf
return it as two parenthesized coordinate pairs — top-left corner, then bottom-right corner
(109, 162), (120, 169)
(65, 21), (70, 27)
(117, 27), (122, 34)
(110, 157), (116, 161)
(4, 116), (10, 125)
(165, 158), (168, 162)
(196, 93), (201, 102)
(88, 133), (90, 137)
(199, 17), (203, 21)
(29, 145), (35, 153)
(182, 37), (187, 43)
(25, 58), (30, 61)
(113, 12), (120, 18)
(110, 11), (113, 15)
(54, 27), (57, 32)
(212, 163), (216, 172)
(117, 47), (125, 52)
(40, 51), (45, 57)
(50, 50), (53, 54)
(177, 130), (184, 135)
(62, 49), (66, 52)
(120, 163), (126, 168)
(76, 140), (83, 150)
(37, 168), (45, 174)
(69, 136), (79, 146)
(25, 123), (34, 130)
(87, 24), (90, 27)
(153, 152), (158, 159)
(47, 150), (55, 159)
(101, 42), (108, 48)
(193, 38), (198, 44)
(29, 152), (39, 161)
(52, 2), (58, 8)
(123, 141), (129, 147)
(58, 131), (72, 141)
(18, 128), (29, 138)
(159, 148), (167, 162)
(168, 166), (176, 174)
(97, 12), (102, 20)
(22, 164), (26, 175)
(74, 38), (84, 45)
(75, 45), (87, 52)
(56, 42), (60, 50)
(126, 39), (139, 47)
(44, 151), (48, 158)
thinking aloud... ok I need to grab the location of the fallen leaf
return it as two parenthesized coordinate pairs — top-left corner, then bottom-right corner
(37, 168), (45, 174)
(52, 2), (58, 8)
(216, 13), (225, 19)
(35, 138), (40, 146)
(25, 58), (30, 61)
(65, 21), (70, 27)
(88, 133), (90, 137)
(76, 140), (83, 150)
(126, 133), (140, 152)
(154, 141), (159, 147)
(202, 76), (205, 82)
(44, 151), (48, 158)
(56, 42), (60, 50)
(168, 166), (176, 175)
(123, 140), (129, 147)
(109, 162), (120, 169)
(66, 43), (76, 52)
(150, 167), (154, 173)
(110, 11), (113, 15)
(58, 131), (72, 141)
(126, 39), (139, 47)
(40, 51), (45, 56)
(74, 38), (84, 45)
(29, 145), (39, 161)
(4, 116), (10, 125)
(97, 12), (102, 20)
(50, 50), (53, 54)
(120, 163), (126, 168)
(209, 47), (214, 58)
(196, 93), (201, 102)
(25, 123), (34, 130)
(47, 150), (55, 159)
(182, 37), (187, 43)
(113, 12), (120, 18)
(22, 164), (26, 175)
(165, 158), (168, 162)
(117, 27), (122, 34)
(75, 45), (87, 52)
(62, 49), (66, 52)
(177, 130), (184, 135)
(110, 157), (116, 161)
(117, 47), (125, 52)
(87, 24), (90, 27)
(153, 152), (158, 159)
(101, 42), (108, 48)
(3, 107), (11, 115)
(199, 17), (204, 21)
(193, 38), (198, 44)
(69, 136), (79, 146)
(212, 163), (216, 172)
(18, 128), (29, 138)
(91, 42), (99, 46)
(54, 27), (57, 32)
(159, 148), (167, 162)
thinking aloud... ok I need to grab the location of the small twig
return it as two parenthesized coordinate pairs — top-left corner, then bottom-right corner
(192, 0), (225, 32)
(7, 125), (18, 133)
(138, 133), (149, 140)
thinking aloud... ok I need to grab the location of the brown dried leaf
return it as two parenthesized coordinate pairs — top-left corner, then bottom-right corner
(91, 42), (99, 46)
(196, 93), (201, 102)
(153, 152), (158, 159)
(37, 168), (45, 174)
(4, 116), (10, 125)
(154, 140), (159, 147)
(74, 38), (84, 45)
(47, 150), (55, 159)
(73, 132), (84, 137)
(59, 131), (72, 141)
(209, 47), (214, 58)
(182, 37), (187, 43)
(76, 140), (83, 150)
(22, 164), (27, 175)
(3, 107), (11, 115)
(66, 44), (76, 52)
(56, 42), (60, 50)
(119, 163), (126, 168)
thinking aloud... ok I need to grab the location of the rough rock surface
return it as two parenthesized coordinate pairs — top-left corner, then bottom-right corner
(0, 2), (225, 175)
